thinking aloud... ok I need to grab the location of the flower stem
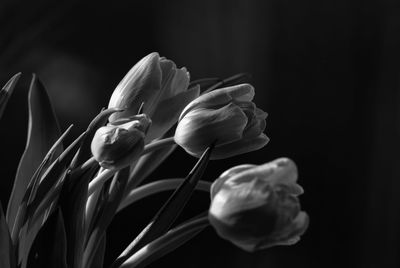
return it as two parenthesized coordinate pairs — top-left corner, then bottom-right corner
(88, 168), (115, 196)
(118, 179), (211, 212)
(85, 167), (105, 227)
(142, 137), (175, 155)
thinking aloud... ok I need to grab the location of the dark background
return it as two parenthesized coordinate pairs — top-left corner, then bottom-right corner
(1, 0), (400, 267)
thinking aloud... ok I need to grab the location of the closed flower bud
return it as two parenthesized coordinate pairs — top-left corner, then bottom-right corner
(208, 158), (309, 252)
(108, 52), (200, 142)
(174, 83), (269, 159)
(91, 114), (151, 169)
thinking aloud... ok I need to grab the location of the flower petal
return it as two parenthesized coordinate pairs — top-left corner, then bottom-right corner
(146, 85), (199, 142)
(108, 52), (162, 122)
(231, 158), (298, 186)
(209, 133), (269, 160)
(179, 84), (255, 120)
(211, 164), (257, 199)
(174, 103), (248, 156)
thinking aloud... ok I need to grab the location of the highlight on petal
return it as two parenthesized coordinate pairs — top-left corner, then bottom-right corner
(179, 83), (255, 120)
(108, 52), (193, 142)
(175, 83), (267, 159)
(91, 114), (151, 169)
(208, 158), (308, 252)
(175, 103), (249, 156)
(145, 85), (199, 142)
(108, 52), (162, 122)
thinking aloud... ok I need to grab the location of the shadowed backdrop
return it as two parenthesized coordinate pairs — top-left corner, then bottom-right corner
(0, 0), (399, 267)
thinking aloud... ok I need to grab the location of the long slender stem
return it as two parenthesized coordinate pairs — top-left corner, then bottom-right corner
(118, 179), (211, 212)
(85, 167), (105, 228)
(88, 168), (114, 196)
(141, 137), (175, 155)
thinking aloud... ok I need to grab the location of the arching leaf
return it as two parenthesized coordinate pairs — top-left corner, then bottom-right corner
(7, 74), (61, 232)
(0, 73), (21, 120)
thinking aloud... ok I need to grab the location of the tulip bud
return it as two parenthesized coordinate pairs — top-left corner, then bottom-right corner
(91, 114), (151, 169)
(208, 158), (309, 252)
(174, 83), (269, 159)
(108, 52), (200, 142)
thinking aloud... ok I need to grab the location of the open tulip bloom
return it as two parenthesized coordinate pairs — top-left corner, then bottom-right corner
(209, 158), (309, 252)
(0, 53), (308, 268)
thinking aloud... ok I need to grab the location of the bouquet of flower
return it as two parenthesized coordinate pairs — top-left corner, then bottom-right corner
(0, 52), (308, 268)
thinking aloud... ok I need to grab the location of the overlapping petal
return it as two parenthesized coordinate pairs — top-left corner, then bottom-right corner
(175, 83), (268, 159)
(108, 52), (199, 142)
(208, 158), (308, 252)
(91, 114), (151, 169)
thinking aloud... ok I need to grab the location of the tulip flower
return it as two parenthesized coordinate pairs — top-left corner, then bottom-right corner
(174, 83), (268, 159)
(108, 52), (200, 142)
(208, 158), (309, 252)
(91, 114), (151, 169)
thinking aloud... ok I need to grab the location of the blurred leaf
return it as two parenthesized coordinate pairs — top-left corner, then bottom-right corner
(0, 72), (21, 120)
(119, 216), (209, 268)
(0, 202), (16, 268)
(84, 168), (129, 268)
(27, 209), (67, 268)
(59, 164), (98, 268)
(111, 145), (213, 267)
(202, 72), (251, 94)
(189, 77), (219, 89)
(7, 74), (61, 233)
(72, 107), (123, 169)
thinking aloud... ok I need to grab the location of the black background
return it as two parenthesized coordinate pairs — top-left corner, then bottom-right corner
(1, 0), (400, 267)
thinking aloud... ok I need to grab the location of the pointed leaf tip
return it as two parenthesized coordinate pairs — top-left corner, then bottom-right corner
(6, 75), (61, 233)
(0, 72), (22, 119)
(111, 145), (213, 267)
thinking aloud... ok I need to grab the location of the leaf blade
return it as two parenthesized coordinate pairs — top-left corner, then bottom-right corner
(0, 72), (21, 120)
(16, 130), (84, 268)
(88, 233), (106, 268)
(112, 145), (213, 267)
(59, 164), (98, 268)
(7, 74), (61, 232)
(0, 202), (15, 268)
(27, 209), (68, 268)
(83, 168), (129, 268)
(120, 216), (209, 268)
